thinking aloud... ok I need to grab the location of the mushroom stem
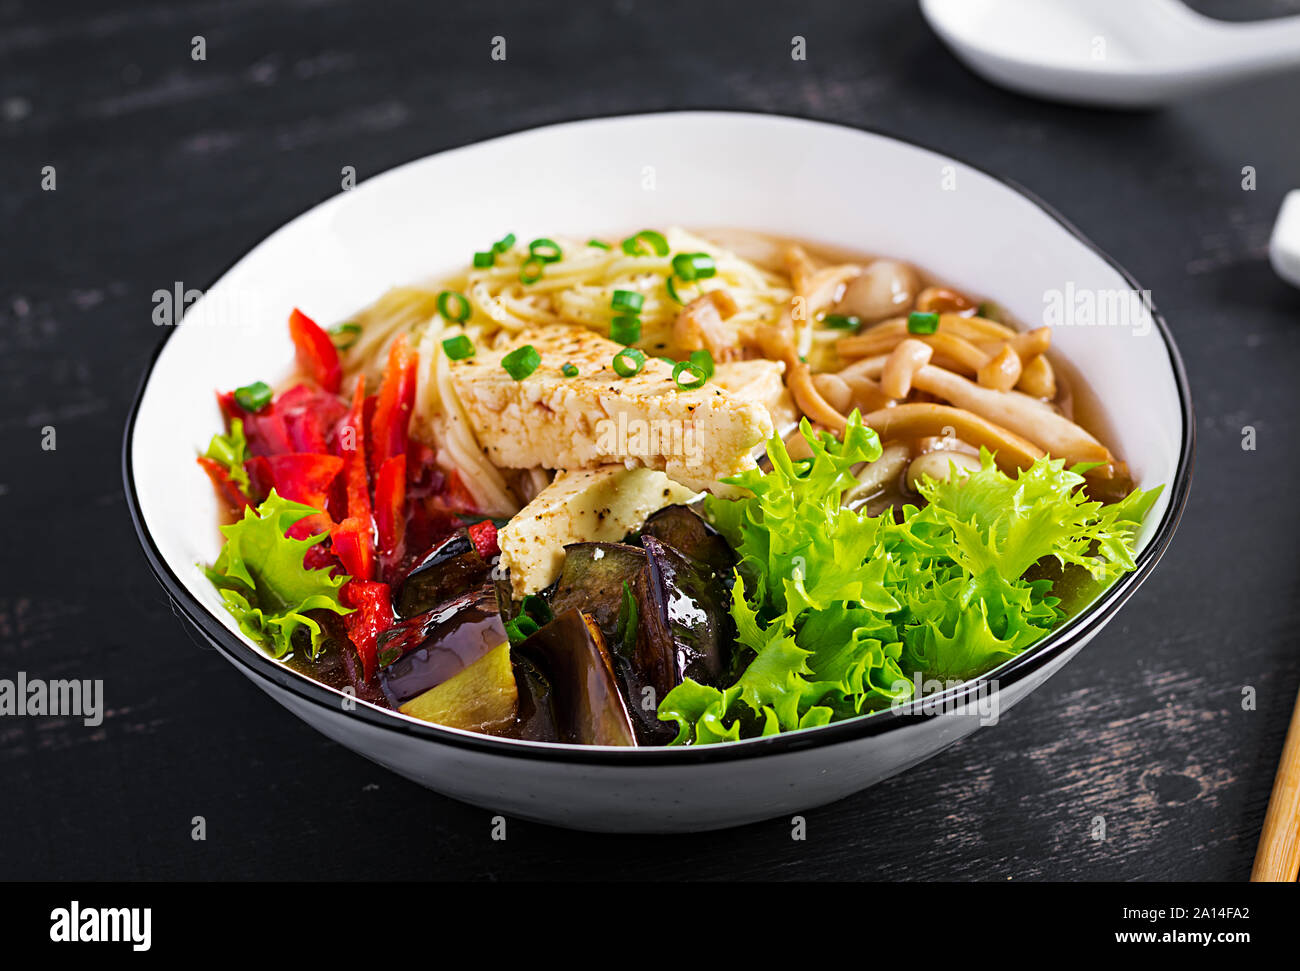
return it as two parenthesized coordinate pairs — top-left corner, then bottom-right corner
(858, 403), (1044, 474)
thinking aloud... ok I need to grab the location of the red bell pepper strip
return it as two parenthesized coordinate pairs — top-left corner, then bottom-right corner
(196, 456), (252, 517)
(337, 376), (372, 522)
(369, 335), (417, 474)
(467, 520), (499, 559)
(330, 516), (374, 583)
(341, 579), (391, 682)
(277, 383), (347, 454)
(288, 308), (342, 394)
(263, 452), (344, 539)
(218, 390), (294, 457)
(373, 454), (406, 557)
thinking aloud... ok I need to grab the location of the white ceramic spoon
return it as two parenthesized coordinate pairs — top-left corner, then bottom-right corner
(920, 0), (1300, 108)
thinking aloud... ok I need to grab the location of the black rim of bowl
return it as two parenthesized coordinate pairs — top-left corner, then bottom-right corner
(122, 110), (1196, 767)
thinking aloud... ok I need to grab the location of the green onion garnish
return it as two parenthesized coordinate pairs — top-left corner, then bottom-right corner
(561, 363), (579, 378)
(493, 233), (516, 253)
(520, 594), (553, 627)
(437, 290), (471, 323)
(671, 252), (716, 281)
(520, 257), (544, 284)
(688, 348), (715, 379)
(328, 321), (361, 350)
(505, 615), (540, 643)
(907, 311), (940, 335)
(501, 344), (541, 381)
(823, 313), (862, 332)
(441, 335), (475, 360)
(621, 230), (669, 257)
(472, 250), (494, 269)
(234, 381), (273, 413)
(610, 315), (641, 345)
(587, 239), (611, 250)
(612, 347), (646, 377)
(672, 359), (708, 389)
(665, 276), (697, 305)
(610, 289), (644, 313)
(528, 238), (563, 263)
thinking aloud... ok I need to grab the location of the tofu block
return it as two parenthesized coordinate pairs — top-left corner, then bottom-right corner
(499, 465), (697, 595)
(711, 359), (798, 439)
(448, 326), (774, 492)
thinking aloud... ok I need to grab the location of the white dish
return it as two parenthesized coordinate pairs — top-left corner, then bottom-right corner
(125, 112), (1193, 832)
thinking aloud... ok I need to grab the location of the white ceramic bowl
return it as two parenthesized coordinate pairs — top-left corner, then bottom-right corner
(125, 112), (1193, 832)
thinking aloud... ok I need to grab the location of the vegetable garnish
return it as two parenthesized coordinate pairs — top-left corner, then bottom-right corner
(233, 381), (273, 413)
(505, 594), (552, 643)
(493, 233), (516, 253)
(204, 418), (252, 493)
(688, 348), (715, 379)
(612, 347), (646, 377)
(528, 238), (563, 263)
(587, 239), (611, 250)
(288, 308), (342, 393)
(672, 359), (708, 389)
(437, 290), (472, 324)
(472, 250), (495, 269)
(441, 335), (475, 360)
(658, 413), (1160, 745)
(203, 491), (352, 661)
(621, 229), (669, 257)
(519, 257), (544, 284)
(823, 313), (862, 332)
(561, 362), (579, 377)
(502, 344), (542, 381)
(665, 275), (696, 305)
(907, 311), (940, 334)
(671, 252), (716, 281)
(610, 315), (642, 345)
(329, 321), (362, 349)
(610, 289), (644, 313)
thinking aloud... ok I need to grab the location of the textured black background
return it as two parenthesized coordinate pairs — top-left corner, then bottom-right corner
(2, 0), (1298, 880)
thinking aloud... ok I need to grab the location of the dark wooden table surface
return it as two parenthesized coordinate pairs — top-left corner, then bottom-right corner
(2, 0), (1298, 881)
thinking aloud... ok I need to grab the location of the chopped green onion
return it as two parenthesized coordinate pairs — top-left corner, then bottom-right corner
(520, 594), (553, 627)
(441, 335), (475, 360)
(672, 360), (708, 389)
(610, 289), (644, 313)
(907, 311), (940, 335)
(437, 290), (471, 323)
(505, 615), (540, 643)
(561, 363), (579, 378)
(501, 344), (541, 381)
(671, 252), (716, 281)
(493, 233), (516, 253)
(520, 257), (544, 284)
(472, 250), (495, 269)
(587, 239), (611, 250)
(665, 276), (698, 305)
(610, 315), (641, 345)
(612, 347), (646, 377)
(528, 238), (563, 263)
(328, 321), (362, 350)
(657, 356), (677, 367)
(688, 348), (715, 379)
(823, 313), (862, 332)
(234, 381), (273, 413)
(621, 229), (669, 257)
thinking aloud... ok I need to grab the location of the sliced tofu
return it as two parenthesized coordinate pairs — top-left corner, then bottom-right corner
(499, 465), (697, 596)
(447, 326), (773, 492)
(711, 360), (798, 439)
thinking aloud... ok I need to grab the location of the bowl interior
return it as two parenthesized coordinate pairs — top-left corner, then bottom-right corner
(129, 111), (1188, 744)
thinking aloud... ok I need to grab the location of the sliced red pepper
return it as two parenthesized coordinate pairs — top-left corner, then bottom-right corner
(263, 453), (344, 511)
(369, 335), (417, 474)
(331, 516), (375, 583)
(288, 308), (342, 394)
(467, 520), (499, 559)
(341, 579), (392, 682)
(373, 454), (406, 558)
(277, 383), (347, 455)
(197, 456), (252, 517)
(337, 376), (373, 522)
(218, 390), (294, 457)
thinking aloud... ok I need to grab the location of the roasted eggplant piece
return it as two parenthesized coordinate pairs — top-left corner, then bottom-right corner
(398, 643), (517, 733)
(516, 610), (636, 746)
(642, 505), (736, 580)
(395, 529), (492, 619)
(377, 584), (507, 707)
(508, 653), (560, 743)
(549, 542), (646, 644)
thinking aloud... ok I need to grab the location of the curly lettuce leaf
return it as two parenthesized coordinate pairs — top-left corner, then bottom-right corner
(203, 417), (251, 494)
(659, 412), (1160, 744)
(203, 490), (351, 659)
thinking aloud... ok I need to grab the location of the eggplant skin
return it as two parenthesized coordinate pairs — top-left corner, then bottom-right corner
(516, 611), (637, 747)
(642, 505), (736, 580)
(395, 530), (492, 619)
(550, 542), (646, 645)
(376, 584), (507, 707)
(636, 535), (733, 690)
